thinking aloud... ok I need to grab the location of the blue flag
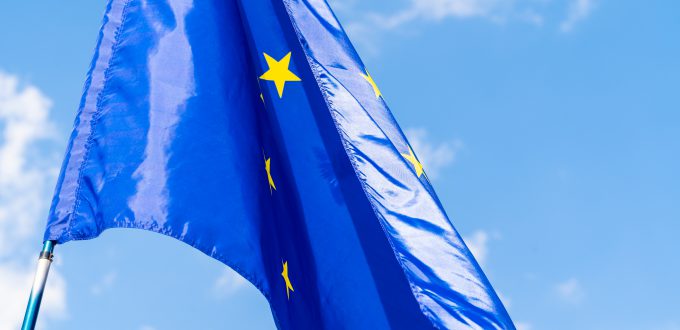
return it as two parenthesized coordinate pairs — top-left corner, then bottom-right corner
(44, 0), (514, 328)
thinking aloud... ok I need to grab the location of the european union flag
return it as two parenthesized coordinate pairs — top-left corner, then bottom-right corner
(44, 0), (514, 328)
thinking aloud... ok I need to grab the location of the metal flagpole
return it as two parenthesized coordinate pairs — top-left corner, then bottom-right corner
(21, 240), (56, 330)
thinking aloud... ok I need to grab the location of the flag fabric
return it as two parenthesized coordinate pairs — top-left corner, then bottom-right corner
(44, 0), (514, 329)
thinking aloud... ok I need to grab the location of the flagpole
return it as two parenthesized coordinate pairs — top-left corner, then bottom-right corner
(21, 240), (56, 330)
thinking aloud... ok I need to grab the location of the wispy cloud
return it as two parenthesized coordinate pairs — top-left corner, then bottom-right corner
(404, 128), (462, 180)
(0, 71), (66, 329)
(560, 0), (596, 32)
(139, 325), (157, 330)
(0, 72), (56, 254)
(516, 321), (533, 330)
(653, 321), (680, 330)
(555, 277), (586, 304)
(371, 0), (527, 29)
(90, 271), (118, 296)
(331, 0), (597, 52)
(497, 291), (532, 330)
(334, 0), (548, 36)
(213, 268), (247, 298)
(462, 230), (498, 267)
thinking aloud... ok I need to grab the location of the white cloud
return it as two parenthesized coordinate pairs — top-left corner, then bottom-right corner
(516, 321), (533, 330)
(90, 271), (118, 296)
(463, 230), (491, 266)
(653, 321), (680, 330)
(0, 262), (67, 330)
(335, 0), (547, 34)
(0, 72), (56, 256)
(331, 0), (597, 50)
(555, 277), (585, 303)
(0, 71), (66, 329)
(213, 268), (247, 298)
(560, 0), (595, 32)
(404, 128), (462, 180)
(331, 0), (546, 56)
(139, 326), (157, 330)
(374, 0), (514, 29)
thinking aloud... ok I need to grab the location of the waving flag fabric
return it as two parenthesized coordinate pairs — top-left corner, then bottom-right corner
(44, 0), (515, 328)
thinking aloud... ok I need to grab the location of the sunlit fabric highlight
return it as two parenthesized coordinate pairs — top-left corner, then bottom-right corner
(43, 0), (515, 329)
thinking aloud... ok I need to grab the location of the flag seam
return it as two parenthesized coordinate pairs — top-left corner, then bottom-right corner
(277, 1), (442, 328)
(66, 0), (134, 241)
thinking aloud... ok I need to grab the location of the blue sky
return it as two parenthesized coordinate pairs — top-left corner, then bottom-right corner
(1, 0), (679, 329)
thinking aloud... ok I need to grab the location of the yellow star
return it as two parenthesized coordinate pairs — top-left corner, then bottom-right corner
(402, 146), (424, 178)
(360, 70), (382, 99)
(281, 260), (294, 300)
(264, 156), (276, 193)
(259, 52), (301, 98)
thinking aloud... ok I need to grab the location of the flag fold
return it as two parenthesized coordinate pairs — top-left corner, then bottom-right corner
(44, 0), (514, 328)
